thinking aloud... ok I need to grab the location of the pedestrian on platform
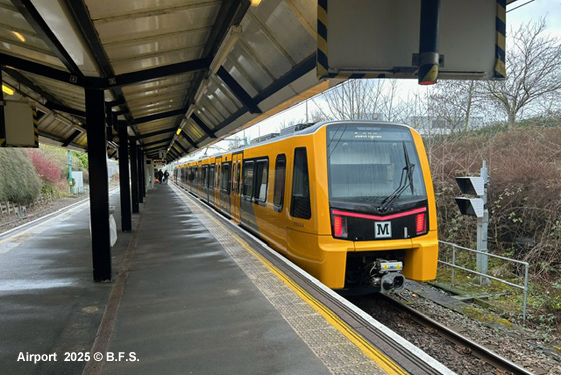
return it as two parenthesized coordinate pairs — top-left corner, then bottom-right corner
(158, 169), (164, 184)
(164, 170), (170, 184)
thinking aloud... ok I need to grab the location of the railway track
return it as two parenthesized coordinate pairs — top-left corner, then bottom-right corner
(350, 294), (536, 375)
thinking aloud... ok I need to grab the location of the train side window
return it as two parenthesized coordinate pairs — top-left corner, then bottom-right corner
(254, 159), (268, 204)
(221, 163), (231, 193)
(236, 161), (242, 194)
(273, 154), (286, 212)
(232, 163), (237, 193)
(202, 165), (208, 187)
(242, 161), (254, 199)
(291, 148), (311, 219)
(209, 164), (215, 189)
(215, 164), (220, 189)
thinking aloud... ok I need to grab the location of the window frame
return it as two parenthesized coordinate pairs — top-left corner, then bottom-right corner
(242, 160), (254, 201)
(221, 162), (231, 193)
(253, 158), (269, 205)
(209, 164), (215, 189)
(290, 147), (311, 220)
(273, 154), (286, 212)
(201, 165), (208, 188)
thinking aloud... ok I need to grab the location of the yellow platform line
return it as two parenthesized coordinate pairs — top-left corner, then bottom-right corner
(194, 197), (407, 375)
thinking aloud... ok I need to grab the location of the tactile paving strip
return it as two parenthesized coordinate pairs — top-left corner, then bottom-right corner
(173, 186), (389, 375)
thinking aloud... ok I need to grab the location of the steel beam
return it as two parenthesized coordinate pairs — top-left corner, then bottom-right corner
(45, 102), (86, 119)
(131, 108), (186, 125)
(191, 114), (217, 138)
(143, 137), (173, 148)
(85, 88), (111, 282)
(62, 130), (81, 147)
(138, 128), (175, 139)
(217, 67), (261, 113)
(11, 0), (83, 75)
(175, 140), (189, 154)
(130, 138), (139, 213)
(111, 58), (210, 88)
(0, 53), (84, 86)
(137, 149), (144, 204)
(140, 153), (146, 198)
(117, 125), (132, 231)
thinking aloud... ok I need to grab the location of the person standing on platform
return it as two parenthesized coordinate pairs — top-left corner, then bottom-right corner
(164, 170), (169, 184)
(158, 169), (164, 184)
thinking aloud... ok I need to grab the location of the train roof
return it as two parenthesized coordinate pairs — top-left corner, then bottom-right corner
(182, 120), (413, 163)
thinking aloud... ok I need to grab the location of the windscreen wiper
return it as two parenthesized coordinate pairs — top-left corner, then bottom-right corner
(377, 142), (415, 213)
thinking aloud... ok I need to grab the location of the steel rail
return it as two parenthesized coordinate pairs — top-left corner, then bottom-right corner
(381, 294), (535, 375)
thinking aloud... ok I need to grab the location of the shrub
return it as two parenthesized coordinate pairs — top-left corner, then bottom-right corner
(0, 148), (41, 204)
(27, 149), (62, 184)
(429, 123), (561, 278)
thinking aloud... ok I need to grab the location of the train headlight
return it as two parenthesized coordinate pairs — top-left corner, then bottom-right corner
(333, 214), (348, 238)
(416, 213), (427, 235)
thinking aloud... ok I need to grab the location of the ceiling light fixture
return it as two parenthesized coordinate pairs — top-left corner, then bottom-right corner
(12, 31), (25, 42)
(2, 85), (14, 95)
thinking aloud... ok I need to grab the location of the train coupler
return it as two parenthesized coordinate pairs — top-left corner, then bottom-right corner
(368, 260), (405, 294)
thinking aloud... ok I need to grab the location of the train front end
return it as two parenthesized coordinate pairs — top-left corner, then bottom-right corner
(325, 122), (438, 294)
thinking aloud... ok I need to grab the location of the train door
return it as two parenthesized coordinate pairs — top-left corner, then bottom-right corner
(201, 165), (208, 201)
(231, 152), (243, 224)
(220, 161), (231, 217)
(214, 157), (222, 211)
(208, 163), (215, 206)
(240, 159), (255, 228)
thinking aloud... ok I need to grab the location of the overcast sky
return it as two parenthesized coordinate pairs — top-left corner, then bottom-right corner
(507, 0), (561, 36)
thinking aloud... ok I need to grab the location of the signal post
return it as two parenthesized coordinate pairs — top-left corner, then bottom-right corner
(455, 160), (490, 285)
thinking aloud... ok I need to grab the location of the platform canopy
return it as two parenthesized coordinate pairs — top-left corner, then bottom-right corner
(0, 0), (518, 162)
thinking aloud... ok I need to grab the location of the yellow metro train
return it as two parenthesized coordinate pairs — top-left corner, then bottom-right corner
(174, 121), (438, 293)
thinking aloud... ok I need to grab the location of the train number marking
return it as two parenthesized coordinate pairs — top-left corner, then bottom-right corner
(374, 222), (392, 238)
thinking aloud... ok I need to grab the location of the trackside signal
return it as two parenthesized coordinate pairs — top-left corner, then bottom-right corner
(455, 160), (490, 285)
(455, 177), (484, 218)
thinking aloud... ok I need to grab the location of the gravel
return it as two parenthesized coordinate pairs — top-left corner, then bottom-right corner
(349, 283), (561, 375)
(0, 195), (89, 235)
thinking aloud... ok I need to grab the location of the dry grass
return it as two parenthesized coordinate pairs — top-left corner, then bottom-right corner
(429, 121), (561, 327)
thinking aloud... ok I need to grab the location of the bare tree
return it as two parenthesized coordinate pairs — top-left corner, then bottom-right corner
(429, 80), (483, 133)
(484, 19), (561, 125)
(321, 79), (400, 121)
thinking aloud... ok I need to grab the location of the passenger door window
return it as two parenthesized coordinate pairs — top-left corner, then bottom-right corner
(221, 163), (231, 193)
(242, 161), (254, 200)
(254, 159), (268, 204)
(290, 148), (311, 219)
(209, 165), (215, 189)
(273, 154), (286, 212)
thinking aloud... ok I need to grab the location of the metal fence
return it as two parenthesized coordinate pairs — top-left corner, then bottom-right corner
(438, 240), (529, 323)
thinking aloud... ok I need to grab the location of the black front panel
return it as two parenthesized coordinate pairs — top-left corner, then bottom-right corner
(346, 214), (420, 241)
(331, 199), (429, 241)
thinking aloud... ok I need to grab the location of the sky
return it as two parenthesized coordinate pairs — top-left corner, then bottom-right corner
(183, 0), (561, 161)
(508, 0), (561, 35)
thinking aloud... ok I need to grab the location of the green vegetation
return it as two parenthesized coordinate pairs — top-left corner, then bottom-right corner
(0, 145), (88, 204)
(0, 148), (41, 203)
(430, 114), (561, 331)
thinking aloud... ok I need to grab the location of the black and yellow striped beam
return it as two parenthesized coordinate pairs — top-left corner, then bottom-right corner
(316, 0), (329, 79)
(316, 0), (386, 80)
(494, 0), (506, 79)
(32, 106), (39, 147)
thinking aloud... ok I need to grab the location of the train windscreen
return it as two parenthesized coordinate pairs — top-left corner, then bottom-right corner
(327, 124), (426, 209)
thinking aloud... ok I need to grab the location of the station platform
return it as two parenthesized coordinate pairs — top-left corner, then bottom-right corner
(0, 184), (452, 375)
